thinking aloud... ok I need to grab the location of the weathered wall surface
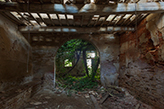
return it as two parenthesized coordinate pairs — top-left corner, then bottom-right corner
(0, 15), (33, 91)
(119, 13), (164, 108)
(32, 34), (119, 88)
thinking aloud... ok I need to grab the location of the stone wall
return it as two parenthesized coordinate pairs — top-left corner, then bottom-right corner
(32, 34), (120, 88)
(0, 15), (33, 91)
(119, 13), (164, 109)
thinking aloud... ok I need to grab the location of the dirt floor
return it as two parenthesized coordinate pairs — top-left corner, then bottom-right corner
(20, 85), (154, 109)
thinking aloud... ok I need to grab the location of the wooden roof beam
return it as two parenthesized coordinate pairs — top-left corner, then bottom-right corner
(1, 2), (164, 15)
(19, 25), (135, 34)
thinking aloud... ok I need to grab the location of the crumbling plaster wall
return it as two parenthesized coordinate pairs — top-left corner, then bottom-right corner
(0, 15), (33, 91)
(119, 13), (164, 109)
(32, 34), (119, 88)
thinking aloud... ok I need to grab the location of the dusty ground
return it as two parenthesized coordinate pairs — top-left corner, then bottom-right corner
(20, 86), (154, 109)
(20, 89), (94, 109)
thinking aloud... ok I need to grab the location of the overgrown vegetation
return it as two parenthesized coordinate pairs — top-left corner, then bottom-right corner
(57, 75), (100, 91)
(56, 39), (100, 91)
(56, 39), (100, 79)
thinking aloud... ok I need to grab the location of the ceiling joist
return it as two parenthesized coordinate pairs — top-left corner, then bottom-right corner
(1, 2), (164, 15)
(19, 26), (135, 34)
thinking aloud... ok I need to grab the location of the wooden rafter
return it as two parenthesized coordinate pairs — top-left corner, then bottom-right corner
(130, 13), (141, 26)
(17, 11), (34, 25)
(19, 26), (135, 33)
(56, 13), (62, 26)
(65, 14), (69, 26)
(29, 12), (41, 26)
(94, 16), (100, 26)
(120, 14), (133, 26)
(81, 15), (84, 26)
(107, 14), (117, 26)
(115, 14), (126, 25)
(1, 2), (164, 15)
(1, 12), (23, 25)
(100, 15), (108, 26)
(126, 14), (139, 26)
(47, 13), (55, 26)
(37, 13), (46, 25)
(87, 15), (93, 26)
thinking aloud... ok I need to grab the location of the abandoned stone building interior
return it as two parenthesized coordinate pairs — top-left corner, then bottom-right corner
(0, 0), (164, 108)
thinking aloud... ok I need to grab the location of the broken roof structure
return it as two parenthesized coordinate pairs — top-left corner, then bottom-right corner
(0, 0), (164, 46)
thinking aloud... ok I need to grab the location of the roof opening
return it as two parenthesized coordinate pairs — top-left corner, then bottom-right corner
(40, 13), (49, 19)
(31, 13), (40, 18)
(67, 14), (74, 19)
(58, 14), (66, 19)
(50, 14), (58, 19)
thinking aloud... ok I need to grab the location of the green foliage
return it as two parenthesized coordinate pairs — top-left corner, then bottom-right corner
(56, 39), (97, 75)
(59, 76), (100, 91)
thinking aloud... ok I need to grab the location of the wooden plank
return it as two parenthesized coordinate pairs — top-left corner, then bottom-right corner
(115, 14), (126, 25)
(129, 13), (142, 26)
(81, 15), (84, 26)
(87, 15), (93, 26)
(37, 12), (47, 25)
(137, 13), (150, 24)
(29, 12), (41, 26)
(47, 13), (55, 26)
(126, 14), (140, 26)
(120, 14), (133, 26)
(1, 12), (23, 25)
(56, 13), (62, 26)
(100, 15), (108, 26)
(125, 0), (131, 3)
(17, 12), (34, 26)
(65, 14), (69, 26)
(19, 25), (135, 33)
(107, 14), (117, 26)
(94, 16), (100, 26)
(1, 2), (164, 15)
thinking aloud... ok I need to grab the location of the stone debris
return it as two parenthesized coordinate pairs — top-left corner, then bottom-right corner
(15, 89), (22, 93)
(20, 86), (154, 109)
(25, 107), (35, 109)
(90, 95), (101, 109)
(65, 105), (74, 109)
(45, 96), (51, 99)
(135, 103), (141, 109)
(33, 102), (42, 105)
(43, 101), (48, 104)
(84, 94), (90, 98)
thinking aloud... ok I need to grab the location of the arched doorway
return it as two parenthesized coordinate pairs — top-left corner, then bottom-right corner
(55, 39), (100, 91)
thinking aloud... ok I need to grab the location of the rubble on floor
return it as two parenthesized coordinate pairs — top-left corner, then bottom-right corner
(20, 85), (154, 109)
